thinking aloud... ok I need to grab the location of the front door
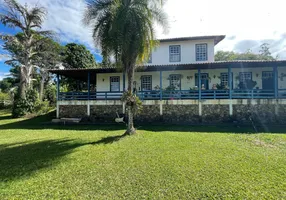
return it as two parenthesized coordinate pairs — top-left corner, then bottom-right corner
(262, 71), (274, 90)
(195, 73), (209, 90)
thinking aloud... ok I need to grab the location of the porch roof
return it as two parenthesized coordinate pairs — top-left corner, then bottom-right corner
(49, 60), (286, 82)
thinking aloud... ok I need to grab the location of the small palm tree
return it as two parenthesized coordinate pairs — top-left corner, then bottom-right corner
(0, 0), (53, 98)
(84, 0), (168, 135)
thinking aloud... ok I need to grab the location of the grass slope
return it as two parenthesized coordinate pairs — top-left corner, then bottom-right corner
(0, 110), (286, 199)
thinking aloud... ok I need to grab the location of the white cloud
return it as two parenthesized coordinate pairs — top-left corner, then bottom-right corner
(3, 0), (286, 58)
(158, 0), (286, 57)
(0, 71), (9, 81)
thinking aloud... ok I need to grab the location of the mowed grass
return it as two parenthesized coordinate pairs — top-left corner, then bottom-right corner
(0, 110), (286, 199)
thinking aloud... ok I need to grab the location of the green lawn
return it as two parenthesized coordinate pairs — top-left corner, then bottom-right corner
(0, 110), (286, 199)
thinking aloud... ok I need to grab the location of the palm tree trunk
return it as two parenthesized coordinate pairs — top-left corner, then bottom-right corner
(19, 67), (27, 99)
(125, 66), (136, 135)
(39, 78), (45, 101)
(39, 70), (47, 101)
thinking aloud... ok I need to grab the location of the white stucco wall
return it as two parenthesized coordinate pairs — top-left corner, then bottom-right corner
(96, 67), (286, 92)
(146, 39), (215, 65)
(96, 73), (124, 92)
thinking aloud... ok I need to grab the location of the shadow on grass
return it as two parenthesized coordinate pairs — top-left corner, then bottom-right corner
(88, 135), (126, 145)
(0, 139), (86, 182)
(0, 135), (126, 182)
(1, 111), (286, 134)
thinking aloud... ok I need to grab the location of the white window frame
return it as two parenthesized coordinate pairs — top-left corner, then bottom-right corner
(169, 74), (181, 90)
(141, 75), (152, 91)
(239, 72), (252, 82)
(220, 73), (229, 87)
(169, 45), (181, 62)
(196, 43), (208, 61)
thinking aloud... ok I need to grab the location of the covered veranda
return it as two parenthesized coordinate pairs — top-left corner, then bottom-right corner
(49, 60), (286, 101)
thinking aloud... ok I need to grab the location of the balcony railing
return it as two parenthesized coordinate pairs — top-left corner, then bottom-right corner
(58, 89), (286, 101)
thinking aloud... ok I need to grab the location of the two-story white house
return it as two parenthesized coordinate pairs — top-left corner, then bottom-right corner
(50, 35), (286, 125)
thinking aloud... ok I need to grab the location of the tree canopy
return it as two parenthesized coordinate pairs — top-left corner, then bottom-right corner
(215, 43), (276, 61)
(62, 43), (97, 68)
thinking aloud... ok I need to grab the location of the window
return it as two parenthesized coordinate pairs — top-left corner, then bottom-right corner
(195, 73), (209, 90)
(239, 72), (252, 82)
(262, 71), (273, 79)
(110, 76), (120, 91)
(141, 76), (152, 91)
(239, 72), (252, 89)
(169, 74), (181, 90)
(220, 73), (229, 87)
(169, 45), (181, 62)
(196, 44), (208, 61)
(220, 73), (233, 89)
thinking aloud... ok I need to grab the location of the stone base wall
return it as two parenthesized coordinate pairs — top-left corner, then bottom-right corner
(202, 105), (229, 123)
(90, 105), (122, 122)
(162, 105), (200, 123)
(59, 105), (87, 118)
(58, 100), (286, 124)
(135, 105), (161, 123)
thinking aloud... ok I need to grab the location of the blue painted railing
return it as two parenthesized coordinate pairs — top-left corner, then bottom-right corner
(58, 89), (285, 101)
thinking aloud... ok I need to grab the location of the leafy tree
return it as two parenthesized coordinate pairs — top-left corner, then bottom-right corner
(0, 77), (14, 93)
(33, 36), (64, 100)
(215, 43), (276, 61)
(63, 43), (97, 68)
(0, 0), (53, 99)
(84, 0), (168, 135)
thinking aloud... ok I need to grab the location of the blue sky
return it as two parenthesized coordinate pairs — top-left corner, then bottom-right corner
(1, 0), (286, 80)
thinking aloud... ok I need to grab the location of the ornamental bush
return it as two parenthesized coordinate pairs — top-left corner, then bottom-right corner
(12, 89), (39, 118)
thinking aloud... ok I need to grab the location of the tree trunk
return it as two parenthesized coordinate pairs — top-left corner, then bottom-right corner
(39, 70), (47, 101)
(39, 77), (45, 101)
(125, 66), (136, 135)
(19, 67), (27, 99)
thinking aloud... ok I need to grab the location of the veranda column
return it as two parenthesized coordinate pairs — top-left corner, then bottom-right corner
(160, 71), (163, 116)
(56, 74), (60, 119)
(198, 69), (201, 100)
(160, 71), (163, 100)
(87, 71), (91, 116)
(274, 65), (278, 99)
(123, 71), (126, 91)
(198, 69), (202, 116)
(228, 65), (233, 116)
(228, 66), (232, 99)
(122, 71), (126, 114)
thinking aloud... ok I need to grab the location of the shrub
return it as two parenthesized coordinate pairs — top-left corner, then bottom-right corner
(0, 92), (11, 109)
(238, 80), (257, 90)
(44, 84), (57, 106)
(121, 91), (142, 115)
(34, 100), (51, 115)
(12, 89), (39, 118)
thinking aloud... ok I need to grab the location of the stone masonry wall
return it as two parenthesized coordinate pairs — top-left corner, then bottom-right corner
(233, 104), (277, 124)
(90, 105), (122, 122)
(59, 105), (87, 118)
(135, 105), (161, 123)
(58, 100), (286, 124)
(202, 105), (229, 123)
(162, 105), (200, 123)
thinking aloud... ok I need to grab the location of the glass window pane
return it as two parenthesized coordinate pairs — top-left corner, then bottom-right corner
(196, 44), (208, 61)
(169, 74), (181, 90)
(141, 76), (152, 91)
(110, 76), (120, 91)
(169, 45), (181, 62)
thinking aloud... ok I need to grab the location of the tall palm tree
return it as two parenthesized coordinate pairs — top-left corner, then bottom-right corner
(84, 0), (168, 135)
(0, 0), (53, 98)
